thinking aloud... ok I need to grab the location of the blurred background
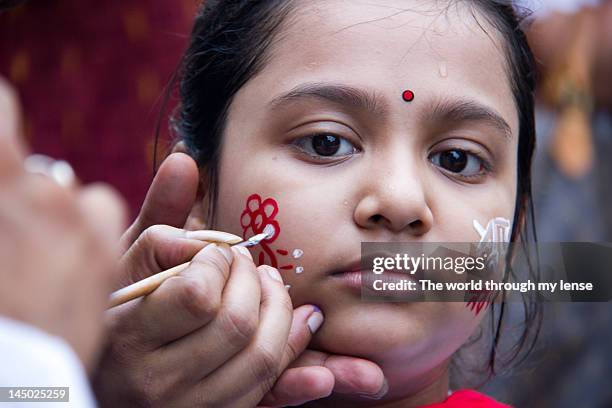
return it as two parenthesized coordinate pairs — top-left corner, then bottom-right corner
(1, 0), (611, 407)
(483, 1), (612, 407)
(0, 0), (198, 214)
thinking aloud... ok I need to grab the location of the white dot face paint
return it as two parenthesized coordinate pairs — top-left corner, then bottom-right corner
(292, 249), (304, 259)
(473, 217), (511, 243)
(295, 266), (304, 274)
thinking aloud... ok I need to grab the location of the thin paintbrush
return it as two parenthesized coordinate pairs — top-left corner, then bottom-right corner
(108, 228), (272, 308)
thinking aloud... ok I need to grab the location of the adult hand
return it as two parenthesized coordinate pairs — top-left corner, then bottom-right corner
(93, 152), (385, 407)
(0, 78), (127, 370)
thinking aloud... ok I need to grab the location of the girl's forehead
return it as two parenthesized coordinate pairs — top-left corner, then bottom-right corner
(244, 0), (519, 135)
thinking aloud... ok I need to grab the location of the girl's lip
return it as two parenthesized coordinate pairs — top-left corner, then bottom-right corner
(330, 270), (363, 291)
(328, 254), (423, 296)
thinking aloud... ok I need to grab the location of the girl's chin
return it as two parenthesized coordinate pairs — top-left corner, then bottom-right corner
(303, 300), (474, 363)
(306, 306), (433, 361)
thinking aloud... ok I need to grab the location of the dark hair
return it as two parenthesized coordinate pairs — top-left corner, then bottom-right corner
(167, 0), (541, 384)
(451, 0), (542, 385)
(464, 1), (538, 248)
(169, 0), (296, 226)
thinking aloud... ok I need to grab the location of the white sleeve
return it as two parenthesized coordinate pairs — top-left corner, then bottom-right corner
(0, 316), (97, 408)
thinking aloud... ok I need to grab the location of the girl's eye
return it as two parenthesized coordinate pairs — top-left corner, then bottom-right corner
(430, 149), (485, 177)
(294, 134), (358, 158)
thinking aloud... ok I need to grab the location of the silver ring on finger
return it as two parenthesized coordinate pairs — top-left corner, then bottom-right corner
(24, 154), (76, 187)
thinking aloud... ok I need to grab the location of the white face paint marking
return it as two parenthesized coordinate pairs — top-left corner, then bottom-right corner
(473, 220), (487, 238)
(295, 266), (304, 274)
(474, 218), (511, 279)
(473, 217), (511, 243)
(292, 249), (304, 259)
(263, 224), (276, 240)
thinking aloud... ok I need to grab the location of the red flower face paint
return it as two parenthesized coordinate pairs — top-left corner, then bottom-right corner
(240, 194), (293, 269)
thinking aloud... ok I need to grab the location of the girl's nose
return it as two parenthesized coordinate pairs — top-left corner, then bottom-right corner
(353, 160), (433, 236)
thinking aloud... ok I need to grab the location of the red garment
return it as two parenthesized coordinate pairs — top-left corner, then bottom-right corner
(422, 390), (512, 408)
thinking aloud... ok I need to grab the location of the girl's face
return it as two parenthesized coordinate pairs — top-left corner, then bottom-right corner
(202, 0), (519, 402)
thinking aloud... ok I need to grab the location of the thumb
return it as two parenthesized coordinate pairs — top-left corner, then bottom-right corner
(120, 152), (199, 252)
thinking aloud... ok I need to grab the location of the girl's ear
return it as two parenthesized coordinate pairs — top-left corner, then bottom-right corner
(170, 141), (210, 231)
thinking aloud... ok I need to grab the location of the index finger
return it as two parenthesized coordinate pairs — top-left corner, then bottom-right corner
(107, 242), (233, 348)
(185, 266), (292, 404)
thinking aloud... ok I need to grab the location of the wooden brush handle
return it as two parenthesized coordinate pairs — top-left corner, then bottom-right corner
(108, 262), (190, 308)
(108, 230), (243, 309)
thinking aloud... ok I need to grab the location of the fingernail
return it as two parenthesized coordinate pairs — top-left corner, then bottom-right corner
(233, 245), (253, 260)
(184, 230), (242, 244)
(211, 243), (233, 264)
(183, 230), (200, 240)
(307, 306), (324, 333)
(264, 266), (283, 283)
(360, 377), (388, 400)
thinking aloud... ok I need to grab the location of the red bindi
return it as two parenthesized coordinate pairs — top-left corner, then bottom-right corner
(402, 90), (415, 102)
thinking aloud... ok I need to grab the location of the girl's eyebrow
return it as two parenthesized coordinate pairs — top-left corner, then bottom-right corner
(269, 82), (388, 116)
(422, 98), (513, 140)
(269, 83), (512, 140)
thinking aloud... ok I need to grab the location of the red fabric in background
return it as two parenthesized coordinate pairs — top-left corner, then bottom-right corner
(0, 0), (197, 218)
